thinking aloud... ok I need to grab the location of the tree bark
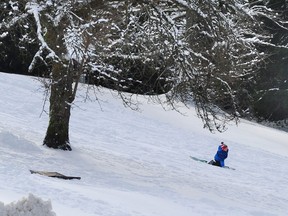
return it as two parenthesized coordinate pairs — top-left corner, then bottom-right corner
(40, 10), (75, 151)
(43, 61), (73, 151)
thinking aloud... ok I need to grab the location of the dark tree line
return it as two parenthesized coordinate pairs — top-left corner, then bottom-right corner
(252, 0), (288, 122)
(0, 0), (288, 150)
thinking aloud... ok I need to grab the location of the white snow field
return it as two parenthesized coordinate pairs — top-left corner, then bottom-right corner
(0, 72), (288, 216)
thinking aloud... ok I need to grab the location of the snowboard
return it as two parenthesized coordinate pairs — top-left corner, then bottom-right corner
(189, 156), (235, 170)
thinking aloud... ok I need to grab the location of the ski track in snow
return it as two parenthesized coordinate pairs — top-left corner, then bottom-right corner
(0, 72), (288, 216)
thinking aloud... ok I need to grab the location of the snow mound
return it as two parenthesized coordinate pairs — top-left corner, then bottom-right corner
(0, 131), (42, 153)
(0, 194), (56, 216)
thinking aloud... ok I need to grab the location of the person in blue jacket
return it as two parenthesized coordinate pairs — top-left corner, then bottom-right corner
(209, 142), (229, 167)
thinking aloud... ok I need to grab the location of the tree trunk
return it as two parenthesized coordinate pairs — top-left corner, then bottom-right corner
(41, 11), (76, 151)
(43, 62), (73, 151)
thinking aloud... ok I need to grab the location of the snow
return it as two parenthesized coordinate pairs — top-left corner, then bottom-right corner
(0, 72), (288, 216)
(0, 194), (56, 216)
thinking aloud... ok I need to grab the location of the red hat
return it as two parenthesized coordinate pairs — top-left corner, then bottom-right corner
(221, 143), (228, 151)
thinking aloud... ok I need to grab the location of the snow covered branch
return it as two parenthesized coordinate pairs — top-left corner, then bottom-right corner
(25, 2), (60, 71)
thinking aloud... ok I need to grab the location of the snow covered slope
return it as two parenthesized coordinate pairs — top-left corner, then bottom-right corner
(0, 72), (288, 216)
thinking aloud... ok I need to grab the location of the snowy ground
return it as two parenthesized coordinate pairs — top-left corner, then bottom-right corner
(0, 72), (288, 216)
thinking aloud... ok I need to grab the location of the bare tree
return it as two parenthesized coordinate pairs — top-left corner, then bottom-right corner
(26, 1), (96, 150)
(158, 0), (287, 132)
(0, 0), (103, 150)
(83, 0), (287, 132)
(1, 0), (287, 152)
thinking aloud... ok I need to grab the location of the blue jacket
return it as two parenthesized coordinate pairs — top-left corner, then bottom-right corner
(214, 145), (228, 167)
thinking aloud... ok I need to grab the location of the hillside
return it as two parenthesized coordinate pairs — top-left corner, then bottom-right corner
(0, 72), (288, 216)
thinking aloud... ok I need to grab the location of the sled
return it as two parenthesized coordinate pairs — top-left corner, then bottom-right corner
(30, 170), (81, 180)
